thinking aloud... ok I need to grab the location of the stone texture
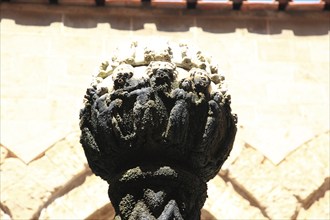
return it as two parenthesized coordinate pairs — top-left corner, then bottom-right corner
(39, 174), (110, 219)
(44, 132), (88, 178)
(0, 4), (329, 219)
(1, 176), (50, 219)
(297, 190), (330, 220)
(0, 209), (11, 220)
(79, 41), (237, 219)
(279, 132), (330, 206)
(86, 203), (116, 220)
(0, 135), (90, 219)
(1, 5), (328, 166)
(0, 158), (27, 192)
(223, 131), (330, 219)
(203, 175), (266, 219)
(0, 120), (73, 163)
(0, 146), (9, 164)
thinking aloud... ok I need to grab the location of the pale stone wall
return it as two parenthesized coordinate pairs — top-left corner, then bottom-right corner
(1, 3), (329, 219)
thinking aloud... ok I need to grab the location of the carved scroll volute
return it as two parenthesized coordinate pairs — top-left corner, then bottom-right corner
(80, 41), (237, 220)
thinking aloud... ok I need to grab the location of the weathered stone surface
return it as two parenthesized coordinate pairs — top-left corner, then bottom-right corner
(86, 203), (116, 220)
(0, 135), (90, 219)
(1, 4), (329, 220)
(80, 41), (237, 219)
(1, 176), (49, 219)
(223, 145), (298, 219)
(0, 146), (9, 164)
(297, 190), (330, 220)
(0, 158), (27, 191)
(223, 131), (330, 219)
(203, 175), (265, 219)
(39, 174), (110, 219)
(279, 131), (330, 206)
(45, 133), (88, 178)
(0, 209), (11, 220)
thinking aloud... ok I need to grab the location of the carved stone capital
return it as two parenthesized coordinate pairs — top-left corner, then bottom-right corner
(80, 41), (237, 219)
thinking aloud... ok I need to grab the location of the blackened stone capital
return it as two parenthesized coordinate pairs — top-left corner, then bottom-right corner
(80, 41), (237, 219)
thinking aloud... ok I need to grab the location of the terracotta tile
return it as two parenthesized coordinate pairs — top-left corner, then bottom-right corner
(197, 0), (233, 10)
(105, 0), (142, 6)
(9, 0), (48, 3)
(151, 0), (187, 8)
(241, 0), (279, 10)
(286, 1), (325, 10)
(58, 0), (96, 5)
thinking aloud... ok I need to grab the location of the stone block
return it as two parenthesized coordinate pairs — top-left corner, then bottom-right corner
(86, 203), (116, 220)
(62, 14), (131, 33)
(50, 35), (106, 60)
(0, 12), (62, 34)
(229, 58), (328, 163)
(0, 158), (27, 191)
(39, 174), (110, 219)
(257, 39), (295, 62)
(27, 156), (77, 193)
(224, 131), (330, 219)
(1, 177), (50, 219)
(268, 18), (329, 36)
(297, 190), (330, 219)
(1, 34), (51, 57)
(203, 175), (266, 219)
(293, 61), (329, 84)
(1, 119), (73, 163)
(1, 52), (50, 99)
(45, 137), (88, 178)
(132, 16), (194, 32)
(196, 17), (268, 34)
(0, 146), (9, 164)
(278, 132), (330, 205)
(266, 81), (327, 105)
(1, 135), (91, 219)
(0, 209), (11, 220)
(309, 40), (330, 63)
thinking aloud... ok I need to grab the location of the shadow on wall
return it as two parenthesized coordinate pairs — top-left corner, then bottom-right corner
(1, 6), (330, 36)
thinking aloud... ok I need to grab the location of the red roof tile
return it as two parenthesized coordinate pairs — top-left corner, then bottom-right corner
(58, 0), (95, 5)
(241, 0), (279, 10)
(2, 0), (328, 11)
(151, 0), (187, 8)
(197, 0), (233, 10)
(105, 0), (141, 6)
(286, 0), (325, 10)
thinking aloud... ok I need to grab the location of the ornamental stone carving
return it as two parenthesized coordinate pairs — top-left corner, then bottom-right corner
(80, 41), (237, 220)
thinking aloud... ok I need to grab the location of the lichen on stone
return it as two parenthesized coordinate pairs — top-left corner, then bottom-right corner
(80, 40), (237, 220)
